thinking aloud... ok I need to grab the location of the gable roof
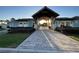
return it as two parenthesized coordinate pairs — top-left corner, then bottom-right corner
(15, 18), (33, 21)
(32, 6), (59, 18)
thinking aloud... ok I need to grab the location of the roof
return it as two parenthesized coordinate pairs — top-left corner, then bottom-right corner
(15, 18), (33, 21)
(56, 17), (73, 21)
(73, 16), (79, 20)
(32, 6), (59, 18)
(56, 16), (79, 21)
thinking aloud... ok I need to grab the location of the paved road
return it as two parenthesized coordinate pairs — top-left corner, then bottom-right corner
(17, 30), (79, 52)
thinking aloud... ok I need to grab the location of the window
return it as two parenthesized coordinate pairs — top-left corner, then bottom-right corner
(66, 22), (70, 26)
(24, 23), (26, 24)
(20, 23), (22, 24)
(55, 21), (57, 24)
(75, 20), (78, 23)
(71, 21), (72, 24)
(24, 22), (27, 24)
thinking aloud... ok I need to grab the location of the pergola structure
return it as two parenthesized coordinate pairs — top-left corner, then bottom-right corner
(32, 6), (59, 30)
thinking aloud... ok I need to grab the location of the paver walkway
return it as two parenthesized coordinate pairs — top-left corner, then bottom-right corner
(17, 30), (79, 52)
(17, 30), (60, 52)
(43, 30), (79, 52)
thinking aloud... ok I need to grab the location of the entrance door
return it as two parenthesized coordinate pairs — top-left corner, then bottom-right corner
(38, 19), (50, 30)
(39, 23), (49, 30)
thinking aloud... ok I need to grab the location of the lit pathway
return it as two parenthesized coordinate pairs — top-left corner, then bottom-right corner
(17, 30), (61, 52)
(17, 30), (79, 52)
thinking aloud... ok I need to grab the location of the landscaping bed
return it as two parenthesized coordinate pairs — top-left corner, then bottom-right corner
(55, 27), (79, 42)
(55, 27), (79, 34)
(65, 33), (79, 41)
(0, 32), (32, 48)
(8, 27), (35, 33)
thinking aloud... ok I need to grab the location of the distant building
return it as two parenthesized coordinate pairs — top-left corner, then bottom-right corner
(9, 18), (34, 28)
(0, 20), (8, 29)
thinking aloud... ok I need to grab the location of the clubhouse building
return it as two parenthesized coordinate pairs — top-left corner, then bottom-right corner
(8, 6), (79, 32)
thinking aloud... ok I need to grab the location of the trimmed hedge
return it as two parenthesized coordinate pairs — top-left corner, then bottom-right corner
(8, 27), (35, 33)
(55, 27), (79, 34)
(0, 26), (1, 28)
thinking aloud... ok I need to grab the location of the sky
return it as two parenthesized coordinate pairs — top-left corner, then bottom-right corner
(0, 6), (79, 20)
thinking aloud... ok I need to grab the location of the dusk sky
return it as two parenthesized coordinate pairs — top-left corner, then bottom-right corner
(0, 6), (79, 20)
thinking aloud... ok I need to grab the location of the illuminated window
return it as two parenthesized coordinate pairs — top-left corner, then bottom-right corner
(39, 19), (47, 24)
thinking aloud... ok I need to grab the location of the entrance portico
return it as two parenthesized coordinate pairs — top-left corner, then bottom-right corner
(37, 16), (52, 30)
(32, 6), (59, 30)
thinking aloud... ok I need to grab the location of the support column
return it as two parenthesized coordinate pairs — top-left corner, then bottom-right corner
(51, 17), (55, 30)
(36, 19), (40, 30)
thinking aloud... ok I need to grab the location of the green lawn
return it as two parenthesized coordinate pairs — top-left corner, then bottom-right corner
(67, 34), (79, 41)
(0, 33), (31, 48)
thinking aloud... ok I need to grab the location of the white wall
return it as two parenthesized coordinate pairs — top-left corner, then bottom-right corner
(54, 20), (73, 28)
(18, 21), (29, 27)
(72, 20), (79, 27)
(1, 24), (8, 29)
(9, 20), (34, 27)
